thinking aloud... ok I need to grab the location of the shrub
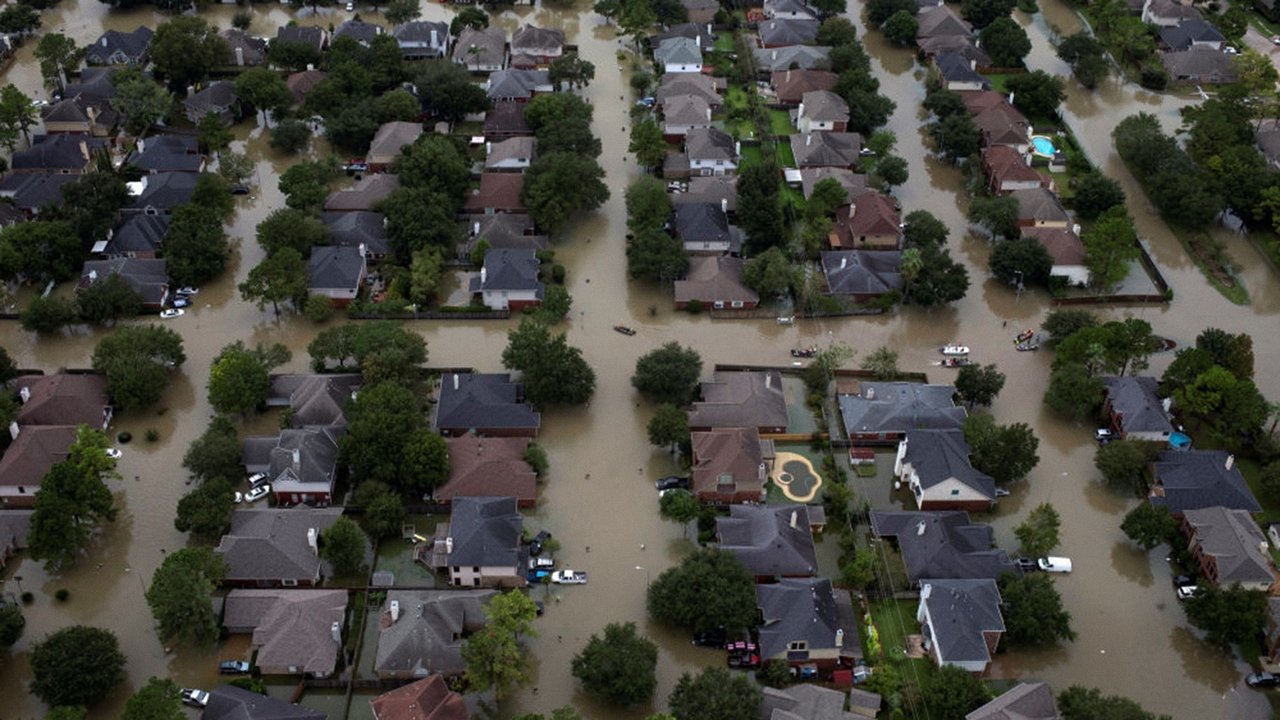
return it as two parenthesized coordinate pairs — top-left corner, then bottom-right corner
(117, 431), (132, 444)
(145, 429), (159, 442)
(21, 591), (33, 604)
(55, 588), (69, 602)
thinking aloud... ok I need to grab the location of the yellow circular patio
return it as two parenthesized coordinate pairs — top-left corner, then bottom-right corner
(771, 451), (823, 503)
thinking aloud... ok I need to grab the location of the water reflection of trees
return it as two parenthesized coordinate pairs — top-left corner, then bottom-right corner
(1109, 540), (1154, 587)
(1169, 625), (1250, 695)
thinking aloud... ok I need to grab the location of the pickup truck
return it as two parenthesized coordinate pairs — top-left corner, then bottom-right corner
(551, 569), (588, 585)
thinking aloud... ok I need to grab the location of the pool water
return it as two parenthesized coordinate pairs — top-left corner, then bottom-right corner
(1032, 136), (1057, 156)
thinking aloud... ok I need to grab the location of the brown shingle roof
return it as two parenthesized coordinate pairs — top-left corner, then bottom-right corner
(464, 173), (525, 212)
(1021, 226), (1084, 265)
(370, 675), (470, 720)
(982, 145), (1044, 187)
(691, 427), (769, 498)
(0, 426), (77, 489)
(770, 69), (838, 104)
(674, 256), (759, 306)
(14, 374), (110, 427)
(435, 435), (537, 505)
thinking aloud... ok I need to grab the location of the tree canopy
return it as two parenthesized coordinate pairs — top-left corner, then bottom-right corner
(571, 621), (659, 706)
(668, 667), (763, 720)
(962, 414), (1039, 485)
(1120, 502), (1178, 549)
(121, 677), (185, 720)
(145, 546), (227, 646)
(954, 363), (1006, 407)
(321, 516), (367, 575)
(150, 17), (228, 91)
(26, 428), (119, 571)
(999, 572), (1076, 646)
(632, 343), (703, 405)
(182, 415), (244, 483)
(1057, 686), (1173, 720)
(502, 319), (596, 407)
(1183, 584), (1269, 648)
(164, 205), (230, 288)
(462, 591), (539, 700)
(92, 324), (185, 411)
(28, 625), (126, 708)
(522, 152), (610, 233)
(647, 548), (757, 632)
(1094, 440), (1156, 496)
(307, 321), (426, 373)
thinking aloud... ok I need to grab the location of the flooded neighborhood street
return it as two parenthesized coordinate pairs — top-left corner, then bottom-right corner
(0, 0), (1279, 718)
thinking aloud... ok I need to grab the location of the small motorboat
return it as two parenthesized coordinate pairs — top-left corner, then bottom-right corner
(613, 325), (636, 336)
(934, 357), (972, 368)
(940, 344), (970, 356)
(790, 346), (818, 358)
(1016, 340), (1040, 352)
(1014, 329), (1036, 344)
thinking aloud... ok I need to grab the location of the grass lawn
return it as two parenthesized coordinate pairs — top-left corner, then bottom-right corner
(725, 85), (749, 111)
(714, 34), (736, 53)
(724, 118), (756, 140)
(780, 181), (805, 214)
(769, 109), (794, 136)
(1048, 171), (1074, 201)
(986, 73), (1013, 93)
(868, 597), (919, 659)
(740, 144), (765, 169)
(776, 141), (796, 167)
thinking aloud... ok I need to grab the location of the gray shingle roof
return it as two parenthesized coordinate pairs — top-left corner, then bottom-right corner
(800, 90), (849, 123)
(654, 22), (716, 50)
(790, 132), (861, 168)
(0, 173), (78, 211)
(1102, 376), (1173, 435)
(222, 29), (268, 66)
(335, 19), (384, 43)
(917, 6), (971, 40)
(511, 25), (565, 54)
(484, 101), (532, 137)
(366, 121), (424, 166)
(1150, 450), (1261, 514)
(689, 370), (789, 431)
(756, 577), (859, 661)
(1011, 187), (1069, 224)
(308, 246), (365, 292)
(1183, 506), (1275, 585)
(717, 504), (818, 577)
(759, 18), (820, 46)
(224, 589), (347, 675)
(80, 257), (169, 306)
(1160, 46), (1237, 82)
(325, 173), (400, 212)
(901, 429), (995, 499)
(446, 496), (523, 568)
(1158, 18), (1224, 51)
(871, 511), (1019, 582)
(656, 36), (703, 67)
(104, 214), (169, 256)
(936, 53), (989, 86)
(204, 685), (327, 720)
(674, 255), (760, 306)
(658, 73), (724, 109)
(216, 508), (344, 584)
(919, 578), (1004, 664)
(966, 682), (1059, 720)
(799, 167), (866, 199)
(486, 69), (550, 100)
(458, 213), (547, 258)
(375, 590), (494, 676)
(127, 134), (202, 173)
(321, 211), (391, 258)
(839, 382), (965, 435)
(394, 20), (449, 45)
(434, 373), (541, 434)
(675, 202), (732, 245)
(63, 67), (118, 102)
(267, 427), (342, 496)
(276, 25), (327, 50)
(452, 26), (506, 68)
(754, 45), (833, 72)
(85, 26), (153, 65)
(268, 373), (360, 427)
(12, 134), (93, 172)
(469, 248), (543, 294)
(129, 171), (198, 211)
(821, 250), (903, 296)
(663, 93), (713, 126)
(184, 81), (239, 124)
(485, 136), (536, 167)
(762, 684), (868, 720)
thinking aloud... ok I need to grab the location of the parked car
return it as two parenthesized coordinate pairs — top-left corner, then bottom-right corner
(171, 297), (190, 309)
(529, 557), (556, 569)
(1247, 672), (1280, 688)
(247, 472), (269, 488)
(727, 653), (761, 669)
(693, 627), (727, 647)
(529, 530), (552, 556)
(551, 569), (588, 584)
(655, 475), (690, 491)
(1014, 557), (1037, 573)
(218, 660), (250, 674)
(181, 689), (210, 707)
(244, 484), (270, 503)
(1176, 585), (1202, 600)
(159, 308), (184, 319)
(993, 487), (1010, 498)
(230, 184), (251, 195)
(176, 286), (199, 296)
(527, 569), (551, 583)
(105, 448), (123, 460)
(343, 161), (369, 174)
(1038, 556), (1073, 573)
(1095, 428), (1117, 444)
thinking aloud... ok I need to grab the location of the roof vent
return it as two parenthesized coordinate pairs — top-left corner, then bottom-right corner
(916, 521), (927, 536)
(390, 600), (400, 623)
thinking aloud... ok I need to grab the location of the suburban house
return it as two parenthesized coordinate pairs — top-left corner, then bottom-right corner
(838, 381), (966, 444)
(485, 137), (536, 172)
(0, 173), (78, 215)
(764, 0), (817, 20)
(464, 173), (526, 214)
(435, 435), (537, 507)
(674, 202), (743, 255)
(275, 25), (329, 53)
(325, 174), (400, 213)
(1157, 18), (1225, 51)
(1022, 227), (1088, 287)
(770, 70), (838, 106)
(657, 73), (724, 111)
(430, 496), (526, 588)
(14, 373), (112, 429)
(1148, 450), (1262, 516)
(1100, 376), (1174, 441)
(221, 29), (268, 66)
(323, 211), (392, 260)
(266, 373), (360, 428)
(690, 427), (774, 504)
(821, 250), (903, 301)
(241, 427), (342, 506)
(662, 93), (714, 137)
(0, 426), (77, 508)
(510, 25), (566, 67)
(754, 45), (833, 73)
(798, 167), (867, 200)
(394, 21), (451, 59)
(222, 589), (348, 677)
(960, 91), (1032, 152)
(796, 90), (849, 133)
(1011, 187), (1070, 228)
(41, 98), (116, 136)
(452, 27), (507, 72)
(375, 590), (495, 679)
(287, 69), (328, 104)
(1143, 0), (1203, 26)
(126, 134), (204, 174)
(685, 127), (739, 176)
(680, 0), (720, 23)
(673, 175), (740, 211)
(78, 258), (170, 310)
(717, 504), (819, 579)
(982, 146), (1047, 194)
(458, 213), (547, 258)
(0, 510), (33, 569)
(966, 682), (1059, 720)
(1181, 506), (1278, 592)
(756, 578), (860, 673)
(335, 18), (384, 45)
(674, 255), (760, 310)
(366, 121), (424, 171)
(688, 370), (789, 435)
(432, 372), (541, 437)
(204, 686), (325, 720)
(894, 429), (996, 512)
(917, 579), (1005, 674)
(85, 27), (153, 65)
(790, 132), (862, 169)
(870, 511), (1020, 583)
(919, 35), (992, 68)
(934, 53), (989, 92)
(654, 22), (716, 51)
(758, 18), (820, 47)
(1161, 46), (1237, 84)
(470, 248), (544, 311)
(916, 5), (972, 43)
(62, 67), (119, 107)
(762, 684), (879, 720)
(485, 69), (553, 102)
(183, 81), (240, 125)
(369, 675), (470, 720)
(655, 36), (704, 73)
(215, 508), (345, 588)
(11, 134), (96, 174)
(308, 245), (367, 308)
(126, 171), (199, 214)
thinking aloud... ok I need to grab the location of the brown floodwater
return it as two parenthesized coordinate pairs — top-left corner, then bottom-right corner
(1, 0), (1279, 717)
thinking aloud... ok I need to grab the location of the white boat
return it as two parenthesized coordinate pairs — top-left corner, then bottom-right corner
(940, 344), (969, 356)
(551, 569), (588, 585)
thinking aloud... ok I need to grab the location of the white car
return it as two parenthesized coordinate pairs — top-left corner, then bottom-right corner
(1176, 585), (1201, 600)
(244, 484), (271, 503)
(247, 472), (269, 488)
(160, 308), (184, 319)
(105, 448), (123, 460)
(1037, 557), (1073, 573)
(551, 569), (588, 584)
(176, 287), (199, 295)
(181, 689), (210, 708)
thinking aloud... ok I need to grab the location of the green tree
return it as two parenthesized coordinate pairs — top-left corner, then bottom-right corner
(92, 324), (185, 411)
(806, 178), (849, 221)
(980, 17), (1031, 67)
(860, 346), (900, 380)
(742, 247), (800, 299)
(1094, 440), (1153, 495)
(648, 403), (689, 449)
(1057, 33), (1108, 89)
(340, 382), (429, 488)
(35, 33), (80, 90)
(502, 320), (596, 407)
(28, 626), (125, 708)
(737, 162), (785, 254)
(648, 548), (757, 632)
(164, 205), (230, 287)
(307, 321), (426, 371)
(375, 88), (422, 123)
(882, 10), (918, 45)
(1072, 171), (1125, 221)
(208, 342), (285, 415)
(931, 112), (982, 163)
(462, 591), (539, 701)
(839, 547), (877, 590)
(150, 17), (228, 91)
(279, 159), (339, 212)
(923, 664), (992, 719)
(868, 0), (917, 24)
(991, 237), (1053, 287)
(1043, 309), (1099, 342)
(402, 428), (451, 496)
(1057, 686), (1172, 720)
(968, 195), (1020, 240)
(627, 228), (687, 283)
(998, 572), (1076, 646)
(629, 118), (667, 171)
(963, 414), (1039, 485)
(385, 0), (422, 24)
(0, 85), (38, 149)
(379, 187), (462, 261)
(955, 363), (1006, 407)
(632, 343), (702, 405)
(239, 247), (308, 316)
(76, 274), (143, 326)
(626, 176), (672, 233)
(146, 547), (226, 646)
(548, 53), (596, 91)
(572, 621), (658, 706)
(1014, 502), (1061, 557)
(1194, 328), (1254, 381)
(1004, 70), (1065, 119)
(0, 220), (82, 282)
(0, 603), (23, 645)
(450, 6), (489, 35)
(659, 489), (700, 536)
(669, 667), (763, 720)
(522, 152), (610, 233)
(121, 677), (184, 720)
(364, 490), (406, 541)
(182, 416), (243, 482)
(523, 443), (549, 477)
(407, 246), (444, 305)
(270, 119), (312, 154)
(235, 67), (292, 121)
(321, 516), (366, 575)
(1082, 207), (1139, 290)
(27, 430), (119, 571)
(874, 154), (910, 189)
(0, 4), (38, 35)
(1184, 584), (1269, 648)
(1120, 502), (1178, 549)
(961, 0), (1016, 26)
(1044, 363), (1103, 421)
(113, 72), (173, 136)
(414, 60), (490, 122)
(903, 209), (950, 249)
(174, 477), (236, 539)
(256, 208), (330, 257)
(395, 135), (471, 199)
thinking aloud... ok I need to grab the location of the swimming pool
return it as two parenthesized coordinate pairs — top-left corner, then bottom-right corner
(1031, 135), (1057, 157)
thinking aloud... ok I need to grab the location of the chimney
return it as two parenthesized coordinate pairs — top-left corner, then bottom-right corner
(758, 462), (766, 481)
(916, 520), (927, 536)
(765, 373), (772, 388)
(734, 141), (741, 156)
(840, 256), (847, 269)
(452, 373), (459, 390)
(100, 37), (107, 46)
(1226, 454), (1235, 470)
(485, 141), (491, 155)
(19, 386), (30, 404)
(798, 102), (805, 118)
(390, 600), (400, 623)
(358, 242), (367, 258)
(331, 621), (341, 644)
(186, 85), (195, 98)
(705, 106), (712, 122)
(306, 63), (315, 71)
(772, 50), (778, 60)
(866, 387), (875, 400)
(235, 46), (245, 66)
(8, 421), (18, 440)
(472, 221), (480, 236)
(806, 134), (812, 146)
(790, 510), (798, 528)
(430, 28), (438, 47)
(720, 198), (728, 214)
(1024, 151), (1032, 167)
(1072, 223), (1082, 235)
(835, 628), (844, 647)
(307, 527), (319, 554)
(292, 448), (301, 468)
(1007, 92), (1015, 106)
(696, 34), (701, 48)
(445, 537), (454, 554)
(88, 269), (98, 281)
(970, 58), (976, 71)
(921, 583), (932, 601)
(417, 603), (425, 618)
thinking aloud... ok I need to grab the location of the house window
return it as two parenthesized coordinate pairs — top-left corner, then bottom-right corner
(787, 641), (808, 651)
(282, 579), (298, 587)
(731, 300), (744, 308)
(473, 578), (480, 586)
(453, 577), (462, 586)
(713, 301), (725, 309)
(950, 489), (959, 496)
(473, 566), (480, 572)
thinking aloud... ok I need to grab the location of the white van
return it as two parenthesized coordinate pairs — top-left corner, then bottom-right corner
(1038, 556), (1073, 573)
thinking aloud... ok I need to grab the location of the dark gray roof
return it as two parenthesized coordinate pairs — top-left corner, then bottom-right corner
(335, 19), (384, 44)
(223, 589), (347, 675)
(919, 578), (1004, 664)
(105, 214), (168, 255)
(484, 101), (532, 137)
(717, 505), (818, 577)
(184, 81), (239, 123)
(654, 23), (716, 50)
(469, 248), (543, 294)
(267, 427), (342, 496)
(754, 45), (832, 72)
(1161, 46), (1237, 82)
(756, 578), (858, 661)
(689, 370), (789, 430)
(63, 68), (118, 102)
(656, 36), (703, 67)
(80, 257), (168, 305)
(759, 18), (820, 46)
(374, 590), (495, 676)
(917, 6), (971, 40)
(267, 373), (361, 428)
(790, 132), (861, 168)
(0, 173), (78, 212)
(452, 26), (506, 68)
(41, 98), (90, 124)
(1102, 376), (1173, 435)
(800, 90), (849, 122)
(394, 20), (449, 44)
(511, 25), (565, 54)
(1158, 18), (1224, 51)
(839, 382), (965, 435)
(966, 682), (1059, 720)
(127, 134), (202, 173)
(821, 250), (903, 296)
(434, 373), (541, 434)
(458, 214), (548, 257)
(675, 202), (732, 245)
(1150, 450), (1261, 514)
(215, 508), (344, 584)
(765, 0), (817, 16)
(12, 135), (93, 172)
(325, 173), (400, 212)
(221, 29), (268, 66)
(870, 511), (1019, 582)
(85, 26), (153, 65)
(308, 246), (365, 292)
(275, 25), (327, 50)
(686, 126), (736, 161)
(919, 35), (991, 67)
(673, 175), (739, 210)
(486, 69), (550, 100)
(1183, 507), (1274, 588)
(130, 171), (198, 212)
(935, 53), (989, 86)
(1258, 119), (1280, 164)
(446, 496), (523, 568)
(1011, 187), (1069, 224)
(204, 685), (327, 720)
(901, 429), (995, 499)
(321, 211), (391, 257)
(761, 684), (867, 720)
(799, 167), (866, 200)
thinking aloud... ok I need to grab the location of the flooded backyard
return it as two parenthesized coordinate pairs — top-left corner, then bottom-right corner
(0, 0), (1278, 718)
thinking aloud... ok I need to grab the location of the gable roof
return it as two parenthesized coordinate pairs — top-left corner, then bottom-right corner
(870, 510), (1019, 581)
(484, 101), (532, 137)
(685, 126), (736, 161)
(967, 682), (1059, 720)
(63, 67), (118, 103)
(266, 427), (342, 496)
(689, 370), (789, 431)
(1010, 187), (1069, 223)
(224, 589), (347, 675)
(335, 19), (384, 43)
(322, 211), (392, 258)
(394, 20), (449, 45)
(901, 429), (995, 499)
(215, 508), (344, 583)
(919, 578), (1004, 664)
(1158, 18), (1224, 50)
(790, 132), (861, 168)
(800, 90), (849, 122)
(841, 191), (902, 236)
(1161, 46), (1237, 82)
(184, 81), (239, 120)
(41, 98), (91, 125)
(222, 29), (268, 66)
(14, 374), (110, 427)
(369, 675), (470, 720)
(936, 53), (989, 86)
(485, 136), (536, 167)
(754, 44), (833, 72)
(656, 36), (704, 67)
(204, 685), (327, 720)
(761, 684), (868, 720)
(1101, 376), (1172, 435)
(673, 175), (740, 210)
(799, 167), (867, 200)
(675, 255), (760, 306)
(452, 26), (506, 67)
(675, 202), (734, 245)
(756, 577), (858, 660)
(983, 145), (1041, 185)
(325, 173), (400, 212)
(1150, 450), (1261, 514)
(129, 171), (198, 211)
(765, 0), (817, 17)
(308, 246), (365, 292)
(267, 373), (361, 428)
(771, 70), (838, 104)
(511, 24), (565, 54)
(658, 73), (725, 110)
(759, 18), (820, 46)
(375, 590), (494, 676)
(12, 134), (92, 172)
(1021, 226), (1084, 266)
(917, 6), (972, 40)
(821, 250), (903, 295)
(436, 436), (536, 505)
(458, 213), (548, 257)
(127, 134), (202, 174)
(919, 35), (991, 66)
(80, 257), (169, 306)
(471, 248), (543, 294)
(1183, 506), (1275, 586)
(446, 496), (523, 568)
(838, 382), (965, 435)
(0, 173), (78, 212)
(367, 122), (424, 166)
(654, 22), (716, 50)
(85, 26), (153, 64)
(691, 427), (770, 497)
(275, 25), (327, 49)
(434, 373), (541, 434)
(0, 425), (77, 490)
(287, 70), (328, 102)
(717, 504), (818, 577)
(463, 173), (525, 212)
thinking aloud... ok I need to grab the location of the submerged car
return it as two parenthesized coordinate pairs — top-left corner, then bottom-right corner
(551, 569), (588, 584)
(1095, 428), (1117, 444)
(693, 627), (727, 647)
(655, 475), (690, 491)
(218, 660), (250, 675)
(1247, 672), (1280, 688)
(181, 688), (210, 707)
(159, 308), (184, 319)
(105, 448), (123, 460)
(1038, 556), (1073, 573)
(529, 530), (552, 556)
